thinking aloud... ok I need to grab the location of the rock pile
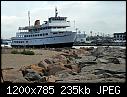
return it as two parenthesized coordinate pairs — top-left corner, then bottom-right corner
(20, 46), (126, 83)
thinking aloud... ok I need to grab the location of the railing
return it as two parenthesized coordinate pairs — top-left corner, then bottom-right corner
(42, 22), (70, 27)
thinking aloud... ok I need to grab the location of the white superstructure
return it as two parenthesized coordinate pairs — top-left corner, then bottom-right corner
(11, 8), (77, 48)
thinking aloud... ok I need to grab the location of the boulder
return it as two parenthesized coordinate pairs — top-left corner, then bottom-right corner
(55, 70), (73, 78)
(22, 69), (42, 81)
(48, 65), (67, 75)
(71, 64), (81, 73)
(2, 69), (30, 83)
(46, 75), (59, 83)
(38, 60), (53, 70)
(108, 58), (120, 64)
(81, 55), (96, 62)
(44, 58), (54, 64)
(53, 54), (68, 64)
(97, 58), (109, 64)
(117, 58), (126, 64)
(64, 64), (81, 73)
(30, 64), (45, 74)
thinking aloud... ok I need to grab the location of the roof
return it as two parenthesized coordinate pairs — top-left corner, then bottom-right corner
(49, 17), (67, 19)
(114, 32), (125, 35)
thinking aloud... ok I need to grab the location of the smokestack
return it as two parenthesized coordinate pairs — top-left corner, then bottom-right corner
(34, 20), (40, 26)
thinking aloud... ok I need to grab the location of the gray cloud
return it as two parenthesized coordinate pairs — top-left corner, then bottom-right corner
(1, 1), (126, 39)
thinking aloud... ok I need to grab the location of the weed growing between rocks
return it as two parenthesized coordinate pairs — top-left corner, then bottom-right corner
(11, 49), (35, 55)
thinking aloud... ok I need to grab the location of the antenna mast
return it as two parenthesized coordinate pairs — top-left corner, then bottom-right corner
(28, 11), (30, 27)
(55, 7), (58, 17)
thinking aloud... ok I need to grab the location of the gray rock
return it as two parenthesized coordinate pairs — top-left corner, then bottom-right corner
(22, 69), (43, 81)
(23, 72), (42, 81)
(78, 55), (97, 68)
(48, 65), (66, 75)
(117, 58), (126, 64)
(81, 55), (96, 62)
(91, 47), (105, 57)
(97, 58), (109, 64)
(107, 58), (120, 64)
(94, 69), (125, 75)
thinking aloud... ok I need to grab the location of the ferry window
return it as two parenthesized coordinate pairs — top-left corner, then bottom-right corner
(38, 34), (39, 36)
(35, 35), (37, 37)
(46, 33), (48, 35)
(24, 35), (26, 37)
(40, 34), (42, 36)
(57, 27), (61, 28)
(59, 32), (63, 33)
(33, 35), (35, 37)
(26, 41), (28, 43)
(53, 32), (57, 34)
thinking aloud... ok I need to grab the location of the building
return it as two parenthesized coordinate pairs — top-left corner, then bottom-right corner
(75, 33), (86, 43)
(1, 39), (12, 48)
(114, 32), (126, 42)
(1, 39), (12, 45)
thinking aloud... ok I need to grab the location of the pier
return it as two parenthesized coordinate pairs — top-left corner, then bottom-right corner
(73, 42), (126, 46)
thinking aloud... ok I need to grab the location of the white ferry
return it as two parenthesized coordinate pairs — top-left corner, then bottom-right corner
(11, 8), (77, 48)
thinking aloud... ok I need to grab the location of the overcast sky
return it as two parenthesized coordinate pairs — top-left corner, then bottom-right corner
(1, 1), (126, 39)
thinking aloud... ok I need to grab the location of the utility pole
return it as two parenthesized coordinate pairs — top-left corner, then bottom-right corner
(90, 31), (92, 37)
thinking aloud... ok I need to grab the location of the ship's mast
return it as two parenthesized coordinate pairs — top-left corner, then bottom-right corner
(55, 7), (58, 17)
(28, 11), (30, 27)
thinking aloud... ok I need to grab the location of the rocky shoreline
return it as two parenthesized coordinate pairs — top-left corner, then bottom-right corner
(1, 46), (126, 83)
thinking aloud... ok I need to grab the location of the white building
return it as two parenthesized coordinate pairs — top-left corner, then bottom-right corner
(114, 32), (126, 42)
(75, 33), (86, 43)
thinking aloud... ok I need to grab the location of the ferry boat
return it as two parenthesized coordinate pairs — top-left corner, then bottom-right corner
(11, 8), (77, 48)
